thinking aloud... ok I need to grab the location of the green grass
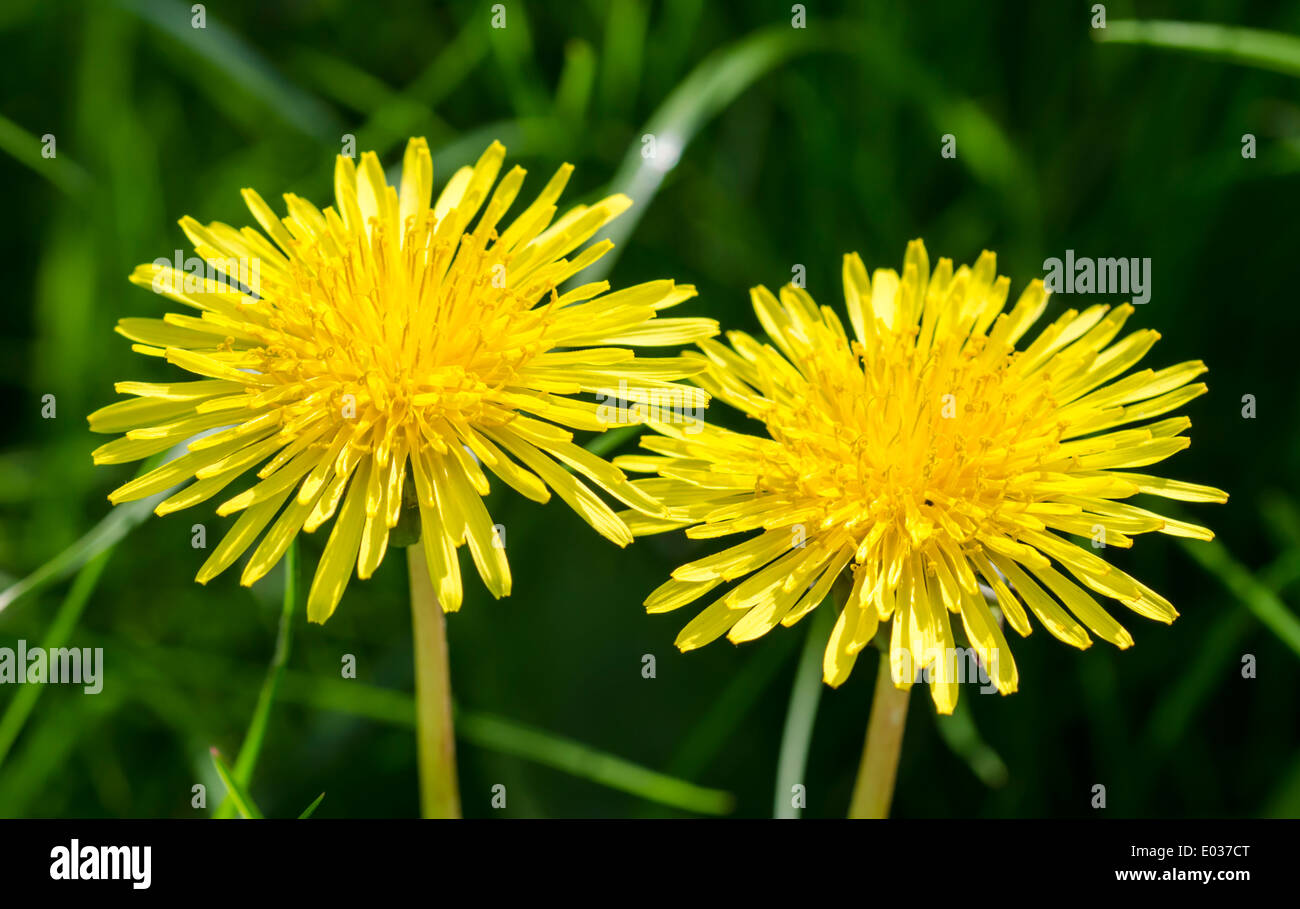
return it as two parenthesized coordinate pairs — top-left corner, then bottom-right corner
(0, 0), (1296, 819)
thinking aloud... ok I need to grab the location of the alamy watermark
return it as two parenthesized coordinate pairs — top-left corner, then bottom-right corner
(595, 380), (705, 434)
(0, 640), (103, 693)
(1042, 250), (1151, 304)
(151, 250), (262, 299)
(892, 645), (1002, 695)
(50, 839), (150, 889)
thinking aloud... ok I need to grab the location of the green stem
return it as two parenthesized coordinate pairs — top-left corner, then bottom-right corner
(215, 539), (297, 818)
(848, 655), (910, 819)
(407, 544), (461, 819)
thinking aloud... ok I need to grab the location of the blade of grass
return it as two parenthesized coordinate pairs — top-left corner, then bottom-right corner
(428, 122), (527, 173)
(646, 0), (705, 94)
(1095, 19), (1300, 78)
(298, 792), (325, 819)
(1264, 750), (1300, 816)
(0, 450), (170, 615)
(1140, 533), (1298, 781)
(0, 688), (124, 816)
(83, 634), (737, 815)
(842, 26), (1033, 231)
(291, 49), (453, 141)
(934, 697), (1009, 788)
(1259, 494), (1300, 594)
(773, 602), (834, 818)
(0, 502), (145, 616)
(214, 539), (298, 818)
(598, 0), (648, 114)
(0, 547), (113, 771)
(1143, 608), (1252, 758)
(555, 39), (597, 124)
(667, 630), (797, 779)
(486, 0), (548, 117)
(588, 23), (839, 281)
(0, 112), (91, 197)
(210, 747), (263, 819)
(1261, 493), (1300, 550)
(350, 15), (490, 157)
(115, 0), (340, 140)
(454, 710), (734, 816)
(1178, 537), (1300, 657)
(631, 635), (797, 819)
(278, 672), (414, 726)
(1266, 764), (1300, 817)
(267, 670), (734, 814)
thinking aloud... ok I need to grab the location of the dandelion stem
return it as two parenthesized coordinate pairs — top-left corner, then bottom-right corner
(848, 656), (910, 818)
(407, 544), (461, 819)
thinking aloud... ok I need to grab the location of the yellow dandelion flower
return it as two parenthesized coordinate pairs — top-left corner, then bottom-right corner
(617, 240), (1226, 714)
(89, 138), (716, 623)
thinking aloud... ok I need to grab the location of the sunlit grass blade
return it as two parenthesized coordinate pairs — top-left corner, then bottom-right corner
(214, 540), (298, 819)
(210, 747), (263, 819)
(1095, 19), (1300, 78)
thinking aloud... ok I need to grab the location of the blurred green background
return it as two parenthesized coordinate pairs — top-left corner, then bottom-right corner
(1, 0), (1299, 819)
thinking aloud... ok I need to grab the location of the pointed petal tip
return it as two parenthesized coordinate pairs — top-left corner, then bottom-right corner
(822, 670), (850, 689)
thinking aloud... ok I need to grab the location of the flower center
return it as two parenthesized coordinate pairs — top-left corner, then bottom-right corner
(757, 327), (1062, 550)
(246, 215), (562, 447)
